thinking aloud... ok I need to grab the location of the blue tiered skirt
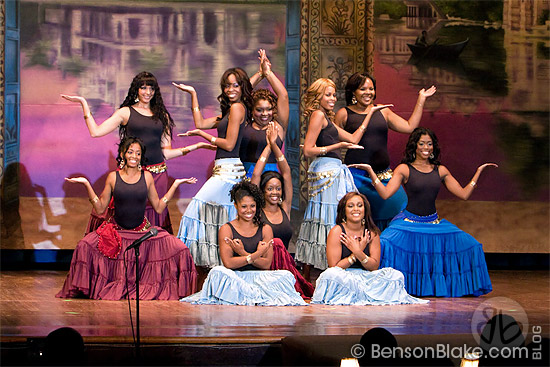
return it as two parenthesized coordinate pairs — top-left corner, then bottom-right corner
(177, 158), (245, 267)
(312, 267), (428, 305)
(295, 157), (357, 270)
(243, 161), (279, 179)
(380, 211), (493, 297)
(349, 167), (407, 231)
(180, 266), (307, 306)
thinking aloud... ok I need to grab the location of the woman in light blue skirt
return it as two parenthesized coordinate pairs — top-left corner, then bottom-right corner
(312, 192), (427, 305)
(181, 180), (306, 306)
(174, 68), (253, 267)
(295, 78), (390, 276)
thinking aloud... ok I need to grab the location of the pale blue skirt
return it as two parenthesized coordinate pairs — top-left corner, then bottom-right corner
(177, 158), (245, 267)
(180, 266), (307, 306)
(312, 267), (428, 305)
(295, 157), (357, 270)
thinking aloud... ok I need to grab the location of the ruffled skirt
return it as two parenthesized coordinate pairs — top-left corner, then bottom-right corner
(56, 228), (197, 300)
(295, 157), (357, 270)
(180, 266), (307, 306)
(177, 158), (245, 268)
(349, 167), (407, 231)
(312, 267), (428, 305)
(271, 238), (314, 299)
(380, 214), (492, 297)
(86, 169), (173, 234)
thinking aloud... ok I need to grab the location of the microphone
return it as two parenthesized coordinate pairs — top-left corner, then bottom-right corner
(125, 228), (158, 252)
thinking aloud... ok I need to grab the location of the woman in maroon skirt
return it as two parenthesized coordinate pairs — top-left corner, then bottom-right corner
(57, 137), (198, 300)
(61, 71), (214, 234)
(250, 123), (314, 298)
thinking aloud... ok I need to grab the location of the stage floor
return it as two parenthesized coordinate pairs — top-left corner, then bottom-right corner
(1, 270), (548, 344)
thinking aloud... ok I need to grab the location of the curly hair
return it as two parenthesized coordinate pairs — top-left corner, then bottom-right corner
(303, 78), (336, 121)
(116, 136), (147, 168)
(119, 71), (175, 141)
(401, 127), (441, 165)
(259, 171), (285, 205)
(345, 72), (377, 106)
(252, 89), (278, 124)
(230, 180), (264, 225)
(217, 67), (253, 122)
(335, 192), (380, 236)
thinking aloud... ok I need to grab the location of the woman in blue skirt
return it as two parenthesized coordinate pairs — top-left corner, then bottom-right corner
(295, 78), (390, 278)
(350, 127), (497, 297)
(181, 180), (306, 306)
(240, 49), (289, 178)
(173, 68), (253, 268)
(312, 192), (427, 305)
(335, 72), (436, 230)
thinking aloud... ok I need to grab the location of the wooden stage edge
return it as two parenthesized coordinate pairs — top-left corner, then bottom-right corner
(1, 270), (549, 345)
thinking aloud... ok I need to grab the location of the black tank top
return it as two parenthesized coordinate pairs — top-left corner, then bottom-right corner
(215, 104), (247, 160)
(228, 222), (263, 271)
(404, 164), (441, 216)
(339, 224), (370, 269)
(239, 123), (284, 163)
(126, 107), (165, 165)
(261, 208), (292, 249)
(113, 171), (147, 229)
(343, 108), (390, 172)
(316, 114), (341, 160)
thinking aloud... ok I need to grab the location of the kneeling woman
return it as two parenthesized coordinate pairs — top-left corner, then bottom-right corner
(312, 192), (427, 305)
(181, 181), (306, 306)
(57, 137), (198, 300)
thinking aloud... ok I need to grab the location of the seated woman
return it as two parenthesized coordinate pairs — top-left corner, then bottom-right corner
(181, 180), (306, 306)
(251, 122), (314, 299)
(350, 127), (496, 297)
(312, 192), (427, 305)
(57, 137), (198, 300)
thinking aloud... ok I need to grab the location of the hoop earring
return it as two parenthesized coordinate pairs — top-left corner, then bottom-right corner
(134, 97), (139, 103)
(361, 218), (365, 226)
(429, 153), (434, 159)
(351, 96), (358, 105)
(412, 152), (416, 159)
(342, 217), (347, 224)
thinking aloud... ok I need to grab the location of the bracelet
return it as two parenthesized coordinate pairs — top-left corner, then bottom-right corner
(347, 255), (356, 265)
(264, 70), (272, 77)
(361, 255), (370, 264)
(372, 178), (381, 186)
(246, 254), (253, 264)
(191, 106), (200, 112)
(320, 147), (327, 156)
(89, 196), (99, 204)
(187, 144), (197, 152)
(359, 124), (367, 132)
(276, 155), (285, 162)
(210, 136), (217, 144)
(180, 147), (188, 155)
(161, 197), (168, 204)
(259, 156), (267, 163)
(469, 180), (477, 187)
(84, 113), (91, 120)
(258, 71), (264, 78)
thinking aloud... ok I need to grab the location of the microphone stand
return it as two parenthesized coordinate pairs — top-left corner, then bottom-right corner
(133, 244), (141, 359)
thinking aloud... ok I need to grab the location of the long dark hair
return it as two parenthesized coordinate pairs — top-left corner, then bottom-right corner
(116, 136), (147, 168)
(259, 171), (285, 206)
(335, 192), (380, 235)
(119, 71), (175, 141)
(230, 180), (264, 226)
(401, 127), (441, 165)
(217, 67), (253, 122)
(345, 72), (376, 106)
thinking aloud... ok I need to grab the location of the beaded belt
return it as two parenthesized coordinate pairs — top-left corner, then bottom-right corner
(212, 162), (246, 184)
(402, 211), (440, 224)
(307, 169), (339, 197)
(375, 168), (394, 181)
(145, 162), (167, 174)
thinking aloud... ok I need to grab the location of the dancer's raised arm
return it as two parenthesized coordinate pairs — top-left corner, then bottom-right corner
(440, 163), (498, 200)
